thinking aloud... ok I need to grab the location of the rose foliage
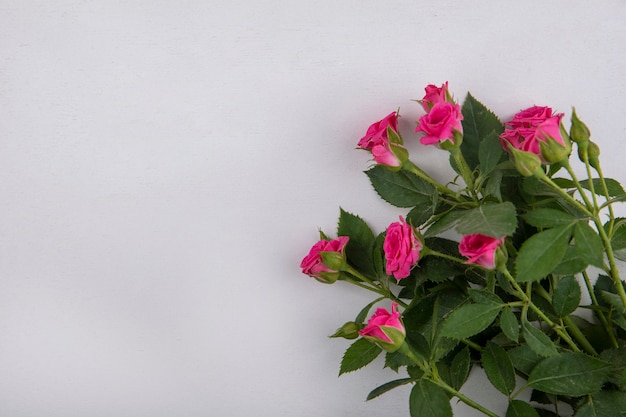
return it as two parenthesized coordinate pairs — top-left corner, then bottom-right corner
(300, 82), (626, 417)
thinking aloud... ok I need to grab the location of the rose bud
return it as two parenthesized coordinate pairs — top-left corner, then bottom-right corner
(300, 236), (349, 284)
(570, 108), (590, 144)
(358, 302), (406, 352)
(420, 81), (450, 112)
(507, 144), (543, 177)
(358, 112), (407, 169)
(459, 234), (506, 270)
(330, 321), (360, 340)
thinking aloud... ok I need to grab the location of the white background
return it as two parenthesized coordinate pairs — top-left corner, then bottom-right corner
(1, 1), (626, 416)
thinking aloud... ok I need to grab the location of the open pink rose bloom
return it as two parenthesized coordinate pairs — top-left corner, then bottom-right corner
(499, 105), (565, 161)
(383, 217), (421, 280)
(415, 101), (463, 145)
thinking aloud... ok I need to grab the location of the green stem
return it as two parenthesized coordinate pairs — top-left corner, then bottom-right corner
(541, 162), (625, 307)
(461, 338), (483, 352)
(581, 270), (619, 349)
(500, 268), (581, 353)
(533, 283), (598, 355)
(426, 249), (468, 265)
(591, 216), (626, 309)
(344, 266), (410, 309)
(402, 160), (459, 198)
(595, 163), (616, 235)
(535, 170), (592, 217)
(451, 148), (478, 201)
(562, 160), (595, 213)
(558, 161), (626, 309)
(343, 277), (385, 295)
(344, 265), (379, 288)
(431, 377), (500, 417)
(396, 344), (498, 417)
(562, 315), (598, 355)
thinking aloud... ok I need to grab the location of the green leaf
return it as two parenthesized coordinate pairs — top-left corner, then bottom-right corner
(575, 390), (626, 417)
(506, 400), (540, 417)
(485, 169), (504, 201)
(409, 379), (453, 417)
(385, 349), (413, 371)
(339, 338), (382, 375)
(449, 346), (471, 390)
(600, 291), (626, 314)
(527, 352), (611, 396)
(600, 347), (626, 390)
(424, 210), (466, 238)
(482, 341), (516, 396)
(407, 201), (437, 227)
(575, 222), (605, 268)
(523, 176), (564, 198)
(579, 178), (626, 197)
(338, 208), (376, 276)
(365, 165), (436, 208)
(552, 276), (581, 317)
(508, 344), (543, 375)
(610, 219), (626, 262)
(516, 225), (573, 283)
(522, 208), (577, 229)
(440, 303), (502, 339)
(366, 378), (413, 401)
(500, 307), (520, 343)
(522, 320), (558, 358)
(371, 232), (386, 279)
(403, 290), (465, 341)
(479, 131), (505, 176)
(469, 288), (504, 305)
(460, 92), (504, 171)
(355, 298), (384, 325)
(414, 239), (466, 283)
(455, 202), (518, 238)
(553, 245), (587, 275)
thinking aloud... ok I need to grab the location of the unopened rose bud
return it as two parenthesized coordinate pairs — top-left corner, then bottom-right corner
(330, 321), (360, 340)
(539, 135), (571, 164)
(587, 141), (601, 170)
(508, 145), (543, 177)
(494, 245), (508, 271)
(577, 140), (601, 170)
(570, 108), (590, 144)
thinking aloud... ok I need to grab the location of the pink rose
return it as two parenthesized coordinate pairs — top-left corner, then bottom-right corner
(420, 81), (449, 112)
(383, 217), (422, 280)
(300, 236), (349, 283)
(458, 234), (505, 270)
(499, 106), (565, 162)
(506, 106), (553, 129)
(357, 112), (403, 167)
(415, 102), (464, 145)
(358, 302), (405, 351)
(535, 115), (564, 145)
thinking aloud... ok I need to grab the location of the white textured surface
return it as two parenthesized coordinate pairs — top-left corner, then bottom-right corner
(1, 1), (625, 416)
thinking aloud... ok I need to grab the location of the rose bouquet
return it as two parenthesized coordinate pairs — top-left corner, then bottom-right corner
(300, 82), (626, 417)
